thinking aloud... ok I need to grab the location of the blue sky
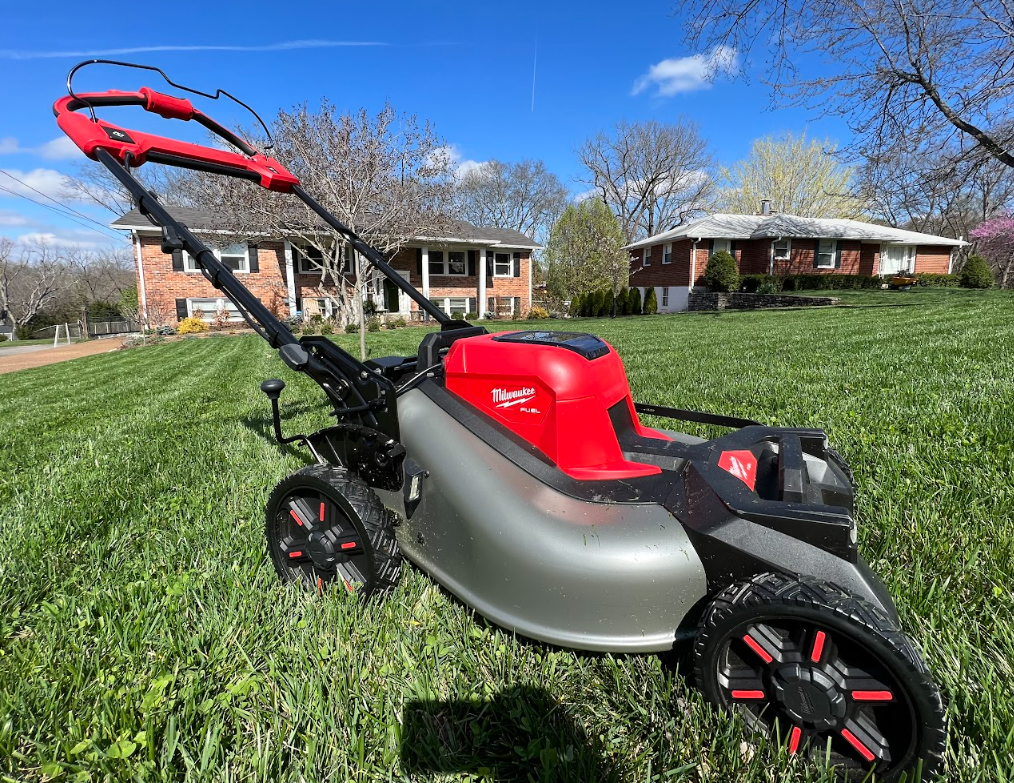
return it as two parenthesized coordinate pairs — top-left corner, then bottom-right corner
(0, 0), (849, 250)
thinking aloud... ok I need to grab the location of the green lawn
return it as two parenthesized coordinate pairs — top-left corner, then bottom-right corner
(1, 288), (1012, 782)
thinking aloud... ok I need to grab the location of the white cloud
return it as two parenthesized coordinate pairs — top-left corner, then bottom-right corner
(0, 136), (82, 161)
(13, 230), (106, 249)
(632, 46), (738, 97)
(0, 209), (35, 227)
(0, 39), (387, 60)
(0, 168), (76, 201)
(36, 137), (80, 161)
(430, 145), (490, 180)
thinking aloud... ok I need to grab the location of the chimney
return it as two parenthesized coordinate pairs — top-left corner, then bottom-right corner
(760, 199), (771, 216)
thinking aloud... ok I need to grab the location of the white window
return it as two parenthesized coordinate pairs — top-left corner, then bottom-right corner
(642, 246), (652, 266)
(661, 287), (669, 307)
(711, 239), (731, 257)
(493, 252), (513, 277)
(816, 239), (837, 268)
(188, 297), (242, 322)
(448, 250), (467, 276)
(880, 244), (916, 275)
(184, 242), (250, 273)
(773, 238), (791, 260)
(294, 243), (348, 275)
(442, 297), (470, 315)
(428, 249), (469, 277)
(663, 243), (672, 264)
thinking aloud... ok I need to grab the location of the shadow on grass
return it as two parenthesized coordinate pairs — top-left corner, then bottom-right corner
(401, 685), (623, 782)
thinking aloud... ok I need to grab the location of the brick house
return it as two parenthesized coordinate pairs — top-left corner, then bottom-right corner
(625, 211), (966, 313)
(111, 207), (540, 325)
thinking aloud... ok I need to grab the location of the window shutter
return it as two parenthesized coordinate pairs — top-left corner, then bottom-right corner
(834, 241), (843, 269)
(513, 296), (520, 313)
(513, 252), (521, 277)
(416, 248), (422, 276)
(707, 240), (714, 256)
(467, 250), (477, 276)
(468, 297), (476, 315)
(171, 249), (184, 271)
(486, 255), (493, 277)
(730, 240), (737, 257)
(248, 242), (259, 272)
(175, 299), (188, 321)
(813, 240), (820, 269)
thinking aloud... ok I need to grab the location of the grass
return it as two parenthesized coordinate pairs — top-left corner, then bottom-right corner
(1, 287), (1012, 782)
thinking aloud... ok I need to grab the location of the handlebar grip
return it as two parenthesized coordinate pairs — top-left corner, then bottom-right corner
(139, 87), (194, 121)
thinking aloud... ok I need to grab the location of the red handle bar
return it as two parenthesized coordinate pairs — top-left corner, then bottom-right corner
(53, 88), (299, 193)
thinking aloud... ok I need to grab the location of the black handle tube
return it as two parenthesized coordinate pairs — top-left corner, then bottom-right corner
(95, 147), (299, 350)
(290, 185), (453, 326)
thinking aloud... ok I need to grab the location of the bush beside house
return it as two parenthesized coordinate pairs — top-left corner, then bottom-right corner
(960, 256), (994, 289)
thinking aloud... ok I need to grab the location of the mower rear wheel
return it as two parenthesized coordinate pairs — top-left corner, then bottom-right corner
(265, 465), (402, 598)
(694, 572), (945, 781)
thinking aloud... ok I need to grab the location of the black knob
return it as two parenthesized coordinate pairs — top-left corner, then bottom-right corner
(260, 379), (285, 399)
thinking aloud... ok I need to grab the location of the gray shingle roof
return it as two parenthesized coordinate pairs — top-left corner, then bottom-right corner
(111, 207), (541, 248)
(624, 213), (966, 248)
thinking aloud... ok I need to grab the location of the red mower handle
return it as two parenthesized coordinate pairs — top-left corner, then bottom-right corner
(53, 87), (299, 192)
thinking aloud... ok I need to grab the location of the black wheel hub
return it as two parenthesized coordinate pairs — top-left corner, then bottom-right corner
(717, 621), (916, 773)
(772, 663), (847, 730)
(270, 490), (367, 592)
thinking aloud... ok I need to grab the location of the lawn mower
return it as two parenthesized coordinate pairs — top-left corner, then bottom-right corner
(55, 61), (946, 780)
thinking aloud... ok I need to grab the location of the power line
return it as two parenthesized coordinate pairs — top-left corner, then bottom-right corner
(0, 169), (119, 235)
(0, 182), (123, 242)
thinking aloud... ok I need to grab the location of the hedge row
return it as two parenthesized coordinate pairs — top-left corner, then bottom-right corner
(739, 272), (961, 292)
(570, 286), (657, 317)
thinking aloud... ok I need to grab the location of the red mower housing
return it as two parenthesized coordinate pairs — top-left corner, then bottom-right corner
(444, 331), (670, 480)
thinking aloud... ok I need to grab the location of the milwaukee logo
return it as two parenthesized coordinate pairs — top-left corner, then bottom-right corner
(491, 386), (536, 409)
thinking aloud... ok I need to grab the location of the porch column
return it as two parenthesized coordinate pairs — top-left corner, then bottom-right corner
(478, 248), (487, 319)
(283, 240), (297, 315)
(421, 246), (430, 320)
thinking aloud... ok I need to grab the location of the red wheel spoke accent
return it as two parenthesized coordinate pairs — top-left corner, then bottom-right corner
(289, 509), (304, 527)
(840, 716), (889, 765)
(288, 550), (304, 559)
(788, 725), (803, 755)
(852, 690), (893, 702)
(840, 728), (875, 762)
(730, 689), (766, 700)
(810, 630), (827, 662)
(319, 501), (325, 523)
(743, 632), (775, 664)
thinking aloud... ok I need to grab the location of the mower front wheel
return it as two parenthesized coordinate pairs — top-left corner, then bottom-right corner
(693, 572), (945, 781)
(265, 465), (402, 598)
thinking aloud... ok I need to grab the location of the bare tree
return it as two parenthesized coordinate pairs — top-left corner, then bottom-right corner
(0, 237), (67, 335)
(857, 144), (1014, 259)
(453, 159), (569, 245)
(180, 100), (454, 358)
(578, 119), (715, 242)
(65, 159), (195, 216)
(720, 131), (864, 217)
(682, 0), (1014, 175)
(61, 247), (135, 331)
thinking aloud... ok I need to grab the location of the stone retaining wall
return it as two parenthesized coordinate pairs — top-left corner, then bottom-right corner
(688, 292), (840, 311)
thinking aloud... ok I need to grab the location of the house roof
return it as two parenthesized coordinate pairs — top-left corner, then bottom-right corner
(110, 207), (541, 249)
(623, 213), (966, 249)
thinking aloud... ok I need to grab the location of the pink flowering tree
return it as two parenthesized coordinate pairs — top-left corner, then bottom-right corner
(970, 215), (1014, 288)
